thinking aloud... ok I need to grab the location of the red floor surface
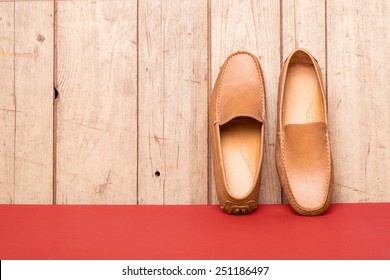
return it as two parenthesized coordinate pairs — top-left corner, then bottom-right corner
(0, 203), (389, 260)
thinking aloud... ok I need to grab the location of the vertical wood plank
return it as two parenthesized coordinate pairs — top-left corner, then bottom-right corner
(13, 0), (54, 203)
(327, 0), (390, 202)
(138, 0), (209, 204)
(1, 1), (53, 204)
(282, 0), (326, 74)
(281, 0), (326, 203)
(56, 0), (138, 204)
(0, 2), (15, 203)
(210, 0), (281, 204)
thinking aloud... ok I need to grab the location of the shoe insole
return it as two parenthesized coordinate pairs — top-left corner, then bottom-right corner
(284, 64), (324, 124)
(220, 118), (261, 197)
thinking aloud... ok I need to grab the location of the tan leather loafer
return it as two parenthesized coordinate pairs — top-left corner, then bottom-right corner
(276, 48), (332, 215)
(210, 51), (265, 214)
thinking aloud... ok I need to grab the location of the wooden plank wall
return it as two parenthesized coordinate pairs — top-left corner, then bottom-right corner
(1, 0), (389, 204)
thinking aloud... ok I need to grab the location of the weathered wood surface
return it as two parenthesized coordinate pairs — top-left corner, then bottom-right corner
(137, 0), (209, 204)
(56, 0), (138, 204)
(0, 2), (15, 203)
(327, 0), (390, 202)
(1, 0), (53, 204)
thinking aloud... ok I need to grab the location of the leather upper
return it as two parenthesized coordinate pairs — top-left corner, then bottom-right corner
(281, 123), (331, 209)
(215, 54), (265, 125)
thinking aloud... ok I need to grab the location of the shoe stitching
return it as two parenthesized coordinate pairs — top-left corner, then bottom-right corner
(216, 51), (265, 122)
(325, 131), (332, 202)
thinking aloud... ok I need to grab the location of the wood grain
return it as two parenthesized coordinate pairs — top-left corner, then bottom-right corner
(210, 0), (281, 204)
(138, 0), (209, 204)
(0, 2), (15, 203)
(0, 1), (54, 203)
(282, 0), (326, 75)
(327, 0), (390, 202)
(56, 0), (138, 204)
(14, 1), (54, 203)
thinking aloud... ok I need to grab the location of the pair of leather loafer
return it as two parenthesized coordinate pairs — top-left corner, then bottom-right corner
(210, 49), (332, 215)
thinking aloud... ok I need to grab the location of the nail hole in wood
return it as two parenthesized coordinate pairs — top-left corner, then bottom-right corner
(54, 88), (59, 100)
(154, 171), (161, 177)
(37, 34), (45, 43)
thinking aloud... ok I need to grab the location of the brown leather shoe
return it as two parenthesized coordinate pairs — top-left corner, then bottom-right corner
(210, 51), (265, 214)
(275, 48), (332, 215)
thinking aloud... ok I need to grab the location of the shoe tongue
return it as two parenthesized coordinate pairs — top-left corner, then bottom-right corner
(283, 122), (328, 154)
(217, 86), (264, 125)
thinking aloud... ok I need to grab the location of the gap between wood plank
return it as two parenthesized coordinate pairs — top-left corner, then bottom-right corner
(279, 0), (282, 203)
(12, 0), (16, 203)
(207, 0), (211, 204)
(53, 0), (58, 204)
(325, 0), (329, 105)
(136, 0), (139, 205)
